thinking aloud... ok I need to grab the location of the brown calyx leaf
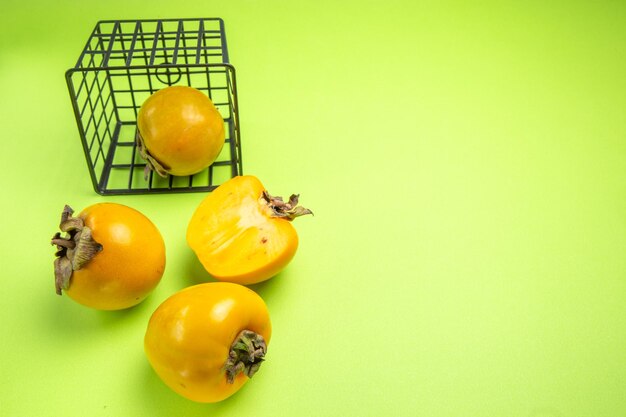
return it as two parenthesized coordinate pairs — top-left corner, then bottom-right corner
(261, 191), (313, 220)
(223, 330), (267, 384)
(51, 205), (103, 295)
(136, 129), (170, 179)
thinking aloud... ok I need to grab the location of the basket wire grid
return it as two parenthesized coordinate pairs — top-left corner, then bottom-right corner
(65, 18), (242, 195)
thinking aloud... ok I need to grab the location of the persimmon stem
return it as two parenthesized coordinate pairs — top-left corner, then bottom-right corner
(136, 129), (170, 179)
(50, 205), (102, 295)
(224, 330), (267, 384)
(261, 191), (313, 220)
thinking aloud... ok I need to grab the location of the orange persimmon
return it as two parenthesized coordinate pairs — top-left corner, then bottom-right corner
(50, 203), (166, 310)
(187, 175), (312, 285)
(136, 85), (225, 177)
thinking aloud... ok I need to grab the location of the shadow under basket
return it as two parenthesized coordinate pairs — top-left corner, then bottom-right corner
(65, 18), (242, 195)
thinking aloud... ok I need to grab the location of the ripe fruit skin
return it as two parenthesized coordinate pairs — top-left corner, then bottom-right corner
(58, 203), (166, 310)
(144, 282), (272, 403)
(187, 176), (310, 285)
(137, 85), (225, 176)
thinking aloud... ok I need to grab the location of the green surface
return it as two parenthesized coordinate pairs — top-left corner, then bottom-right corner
(1, 1), (625, 416)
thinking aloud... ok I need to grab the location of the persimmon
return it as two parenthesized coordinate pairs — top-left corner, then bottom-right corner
(187, 175), (312, 285)
(50, 203), (166, 310)
(136, 85), (225, 177)
(144, 282), (271, 402)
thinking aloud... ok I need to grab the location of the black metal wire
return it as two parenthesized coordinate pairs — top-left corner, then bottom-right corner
(65, 18), (241, 195)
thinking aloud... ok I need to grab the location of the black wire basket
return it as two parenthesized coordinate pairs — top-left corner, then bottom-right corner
(65, 18), (241, 195)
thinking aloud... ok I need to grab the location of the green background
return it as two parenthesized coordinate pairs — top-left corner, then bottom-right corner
(1, 1), (625, 416)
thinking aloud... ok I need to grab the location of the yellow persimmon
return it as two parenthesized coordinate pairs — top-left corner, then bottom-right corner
(144, 282), (271, 402)
(187, 175), (312, 285)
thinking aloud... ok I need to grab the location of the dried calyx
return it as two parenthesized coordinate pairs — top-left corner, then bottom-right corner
(261, 191), (313, 220)
(50, 205), (102, 295)
(136, 130), (170, 179)
(223, 330), (267, 384)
